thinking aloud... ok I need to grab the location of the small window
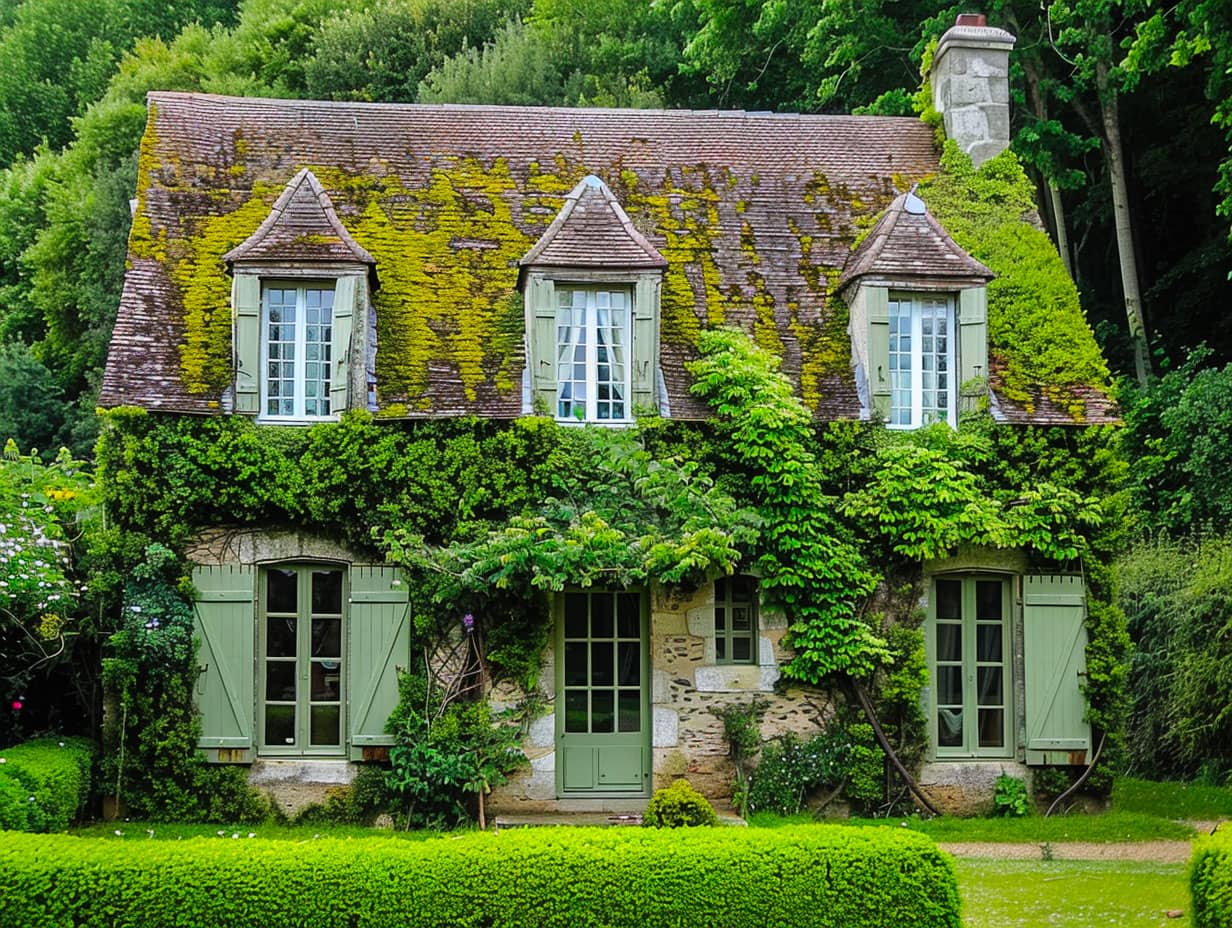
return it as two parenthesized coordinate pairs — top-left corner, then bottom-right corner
(262, 283), (335, 419)
(715, 575), (757, 665)
(555, 286), (631, 422)
(889, 293), (955, 428)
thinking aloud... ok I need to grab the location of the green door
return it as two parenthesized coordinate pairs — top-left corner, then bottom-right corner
(556, 591), (650, 796)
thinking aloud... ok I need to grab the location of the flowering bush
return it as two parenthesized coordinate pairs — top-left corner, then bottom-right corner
(0, 441), (94, 713)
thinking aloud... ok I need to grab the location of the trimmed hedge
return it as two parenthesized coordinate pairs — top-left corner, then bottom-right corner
(0, 825), (959, 927)
(0, 737), (93, 833)
(1192, 830), (1232, 927)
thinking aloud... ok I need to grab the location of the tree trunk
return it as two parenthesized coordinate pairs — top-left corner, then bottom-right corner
(1048, 182), (1074, 278)
(1097, 59), (1152, 386)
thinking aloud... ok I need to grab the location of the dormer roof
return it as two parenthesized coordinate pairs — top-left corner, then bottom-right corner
(838, 187), (994, 292)
(520, 175), (667, 274)
(223, 167), (375, 268)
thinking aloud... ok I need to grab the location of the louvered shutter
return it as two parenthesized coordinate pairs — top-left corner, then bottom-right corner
(1024, 575), (1092, 765)
(193, 565), (255, 756)
(347, 565), (411, 758)
(233, 275), (262, 415)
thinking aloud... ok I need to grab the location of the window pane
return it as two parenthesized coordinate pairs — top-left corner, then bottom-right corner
(731, 606), (751, 632)
(714, 606), (726, 631)
(564, 593), (588, 638)
(617, 594), (639, 638)
(978, 709), (1004, 748)
(618, 690), (640, 732)
(312, 571), (342, 615)
(936, 666), (963, 706)
(266, 661), (296, 701)
(937, 708), (962, 747)
(311, 661), (341, 700)
(716, 638), (726, 661)
(310, 706), (340, 746)
(936, 622), (961, 662)
(311, 619), (341, 658)
(976, 580), (1003, 620)
(732, 636), (752, 663)
(976, 624), (1002, 662)
(591, 642), (614, 686)
(934, 579), (961, 620)
(591, 593), (613, 638)
(591, 690), (614, 733)
(977, 667), (1003, 706)
(265, 705), (295, 745)
(618, 642), (639, 685)
(564, 690), (587, 733)
(267, 569), (297, 614)
(564, 642), (588, 686)
(267, 617), (296, 657)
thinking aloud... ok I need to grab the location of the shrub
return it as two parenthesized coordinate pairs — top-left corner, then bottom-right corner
(643, 778), (718, 828)
(0, 825), (960, 928)
(992, 774), (1029, 817)
(0, 737), (93, 832)
(747, 725), (884, 815)
(1191, 829), (1232, 927)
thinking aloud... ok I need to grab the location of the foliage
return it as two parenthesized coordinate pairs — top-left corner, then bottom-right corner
(0, 342), (66, 453)
(992, 774), (1029, 817)
(747, 724), (882, 816)
(0, 736), (93, 832)
(713, 699), (765, 817)
(1192, 830), (1232, 928)
(292, 766), (390, 826)
(0, 441), (93, 723)
(642, 778), (718, 828)
(0, 826), (962, 928)
(1117, 535), (1232, 780)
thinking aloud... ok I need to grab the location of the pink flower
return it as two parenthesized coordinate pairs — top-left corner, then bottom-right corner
(10, 700), (21, 711)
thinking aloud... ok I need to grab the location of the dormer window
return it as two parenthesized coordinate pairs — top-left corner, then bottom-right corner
(889, 292), (955, 428)
(262, 283), (335, 419)
(519, 175), (667, 424)
(556, 286), (631, 421)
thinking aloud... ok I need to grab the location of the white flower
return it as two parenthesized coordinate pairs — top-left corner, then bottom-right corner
(114, 830), (123, 836)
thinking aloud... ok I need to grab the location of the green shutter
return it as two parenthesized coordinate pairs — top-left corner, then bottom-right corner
(330, 275), (358, 413)
(526, 275), (557, 415)
(1023, 575), (1092, 765)
(233, 275), (261, 415)
(865, 286), (890, 419)
(631, 275), (659, 409)
(958, 287), (988, 403)
(192, 565), (255, 755)
(348, 565), (411, 758)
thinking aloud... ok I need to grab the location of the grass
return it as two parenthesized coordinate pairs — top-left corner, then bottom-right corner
(955, 859), (1187, 928)
(748, 810), (1195, 842)
(1114, 777), (1232, 821)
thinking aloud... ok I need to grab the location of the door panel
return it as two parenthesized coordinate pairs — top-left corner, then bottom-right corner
(557, 591), (650, 796)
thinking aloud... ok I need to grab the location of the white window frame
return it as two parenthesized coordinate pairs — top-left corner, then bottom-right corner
(554, 286), (633, 423)
(259, 281), (336, 422)
(888, 292), (956, 429)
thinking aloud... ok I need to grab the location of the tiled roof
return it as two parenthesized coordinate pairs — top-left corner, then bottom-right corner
(224, 168), (375, 267)
(521, 175), (666, 271)
(838, 189), (993, 291)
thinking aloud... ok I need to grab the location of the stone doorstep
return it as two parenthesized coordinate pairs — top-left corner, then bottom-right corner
(248, 759), (355, 786)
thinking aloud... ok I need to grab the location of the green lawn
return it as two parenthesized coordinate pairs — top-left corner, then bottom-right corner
(1114, 777), (1232, 821)
(956, 859), (1188, 928)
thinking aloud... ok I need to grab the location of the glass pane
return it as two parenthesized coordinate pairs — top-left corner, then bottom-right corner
(733, 636), (752, 663)
(564, 593), (588, 638)
(591, 690), (614, 733)
(618, 690), (640, 733)
(267, 616), (296, 657)
(731, 575), (755, 602)
(936, 623), (961, 662)
(310, 706), (340, 746)
(976, 580), (1003, 621)
(978, 708), (1004, 748)
(716, 638), (726, 661)
(265, 705), (295, 745)
(617, 594), (640, 638)
(976, 624), (1002, 663)
(266, 661), (296, 700)
(934, 579), (960, 620)
(591, 642), (614, 686)
(311, 661), (341, 700)
(564, 642), (588, 686)
(937, 708), (962, 747)
(591, 593), (614, 639)
(618, 642), (640, 685)
(312, 618), (341, 658)
(977, 667), (1003, 706)
(936, 666), (963, 706)
(714, 607), (726, 631)
(267, 569), (297, 614)
(731, 606), (751, 632)
(564, 690), (588, 733)
(312, 571), (342, 614)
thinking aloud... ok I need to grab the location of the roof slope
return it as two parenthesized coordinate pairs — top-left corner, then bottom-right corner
(521, 174), (666, 270)
(102, 93), (942, 418)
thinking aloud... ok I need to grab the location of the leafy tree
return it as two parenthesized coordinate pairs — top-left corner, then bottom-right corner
(0, 343), (67, 454)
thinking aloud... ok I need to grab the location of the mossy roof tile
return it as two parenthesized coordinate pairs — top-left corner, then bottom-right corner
(521, 175), (666, 271)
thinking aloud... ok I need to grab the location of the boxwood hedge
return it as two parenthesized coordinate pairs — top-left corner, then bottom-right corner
(0, 737), (93, 832)
(1191, 829), (1232, 927)
(0, 824), (959, 927)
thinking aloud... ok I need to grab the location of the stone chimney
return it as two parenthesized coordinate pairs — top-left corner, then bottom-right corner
(930, 14), (1016, 167)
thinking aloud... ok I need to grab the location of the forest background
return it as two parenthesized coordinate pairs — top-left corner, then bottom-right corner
(3, 0), (1232, 785)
